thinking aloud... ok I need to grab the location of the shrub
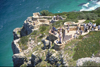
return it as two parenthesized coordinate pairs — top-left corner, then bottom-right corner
(85, 13), (98, 20)
(66, 12), (79, 19)
(84, 20), (94, 23)
(82, 61), (100, 67)
(78, 13), (86, 19)
(40, 10), (50, 16)
(94, 18), (100, 25)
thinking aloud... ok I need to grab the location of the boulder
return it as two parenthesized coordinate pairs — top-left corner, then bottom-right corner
(31, 51), (42, 66)
(27, 17), (32, 22)
(41, 39), (52, 49)
(46, 50), (59, 65)
(27, 61), (32, 66)
(12, 52), (26, 67)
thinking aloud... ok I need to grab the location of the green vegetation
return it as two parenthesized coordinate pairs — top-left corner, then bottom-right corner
(52, 20), (65, 28)
(78, 35), (84, 39)
(36, 61), (52, 67)
(19, 36), (28, 50)
(40, 8), (100, 25)
(40, 10), (53, 16)
(17, 31), (20, 35)
(30, 30), (38, 35)
(20, 63), (27, 67)
(73, 31), (100, 60)
(94, 18), (100, 25)
(39, 25), (50, 35)
(18, 8), (100, 66)
(84, 20), (94, 23)
(63, 31), (100, 66)
(64, 39), (79, 66)
(82, 61), (100, 67)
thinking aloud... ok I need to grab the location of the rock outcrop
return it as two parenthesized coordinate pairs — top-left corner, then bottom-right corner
(41, 38), (52, 49)
(13, 28), (21, 40)
(12, 52), (26, 67)
(76, 57), (100, 66)
(31, 51), (42, 66)
(12, 39), (22, 54)
(20, 18), (34, 37)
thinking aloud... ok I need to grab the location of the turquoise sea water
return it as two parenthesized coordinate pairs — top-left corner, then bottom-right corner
(0, 0), (100, 66)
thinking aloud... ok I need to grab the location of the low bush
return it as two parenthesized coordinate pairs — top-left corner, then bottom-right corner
(31, 30), (38, 35)
(40, 10), (53, 16)
(94, 18), (100, 25)
(84, 20), (94, 23)
(39, 25), (50, 35)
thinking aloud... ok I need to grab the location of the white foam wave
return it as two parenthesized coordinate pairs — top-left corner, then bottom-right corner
(80, 1), (100, 11)
(83, 2), (89, 7)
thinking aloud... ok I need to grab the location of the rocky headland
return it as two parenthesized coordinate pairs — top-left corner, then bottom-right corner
(12, 11), (100, 67)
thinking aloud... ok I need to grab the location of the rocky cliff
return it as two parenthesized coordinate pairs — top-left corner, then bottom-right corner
(11, 12), (100, 67)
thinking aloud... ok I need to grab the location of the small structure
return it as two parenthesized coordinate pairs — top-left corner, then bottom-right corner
(33, 12), (40, 17)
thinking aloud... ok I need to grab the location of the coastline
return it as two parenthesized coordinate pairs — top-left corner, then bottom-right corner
(0, 0), (100, 66)
(11, 8), (100, 66)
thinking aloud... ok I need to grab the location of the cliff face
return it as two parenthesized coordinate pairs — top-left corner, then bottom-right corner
(13, 28), (21, 40)
(11, 12), (100, 67)
(12, 39), (22, 54)
(12, 52), (26, 67)
(20, 17), (34, 37)
(11, 13), (39, 67)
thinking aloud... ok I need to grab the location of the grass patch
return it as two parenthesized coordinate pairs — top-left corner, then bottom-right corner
(36, 61), (52, 67)
(30, 30), (38, 35)
(19, 36), (28, 50)
(64, 39), (79, 66)
(39, 25), (50, 35)
(73, 31), (100, 60)
(78, 35), (84, 39)
(17, 31), (20, 35)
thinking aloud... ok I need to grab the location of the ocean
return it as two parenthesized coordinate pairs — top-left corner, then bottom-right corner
(0, 0), (100, 66)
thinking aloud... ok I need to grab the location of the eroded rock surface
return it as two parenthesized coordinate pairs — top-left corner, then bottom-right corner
(12, 52), (26, 67)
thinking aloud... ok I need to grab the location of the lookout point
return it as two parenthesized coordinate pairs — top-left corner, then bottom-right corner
(12, 10), (100, 67)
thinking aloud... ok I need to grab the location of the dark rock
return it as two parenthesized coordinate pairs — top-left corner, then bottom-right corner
(31, 51), (42, 66)
(12, 39), (21, 54)
(12, 52), (26, 67)
(13, 28), (21, 40)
